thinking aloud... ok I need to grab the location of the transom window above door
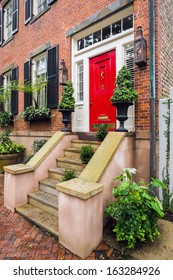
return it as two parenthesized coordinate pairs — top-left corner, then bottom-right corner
(77, 14), (133, 51)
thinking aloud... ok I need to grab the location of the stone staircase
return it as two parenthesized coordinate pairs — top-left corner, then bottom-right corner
(15, 139), (100, 237)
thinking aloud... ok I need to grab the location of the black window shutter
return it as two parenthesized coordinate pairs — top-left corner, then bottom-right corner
(12, 0), (18, 34)
(47, 0), (56, 5)
(25, 0), (32, 24)
(0, 8), (2, 45)
(0, 75), (4, 111)
(47, 45), (58, 109)
(24, 61), (32, 109)
(11, 67), (18, 115)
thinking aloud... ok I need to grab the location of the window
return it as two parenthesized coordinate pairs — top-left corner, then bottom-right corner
(77, 63), (84, 102)
(25, 0), (56, 23)
(0, 0), (18, 44)
(77, 14), (133, 51)
(4, 71), (12, 112)
(0, 67), (18, 115)
(24, 45), (59, 110)
(32, 54), (47, 107)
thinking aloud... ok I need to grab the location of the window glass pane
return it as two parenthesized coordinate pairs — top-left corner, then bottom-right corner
(78, 38), (84, 50)
(37, 0), (46, 14)
(93, 30), (101, 44)
(77, 63), (84, 102)
(85, 34), (93, 48)
(102, 25), (111, 40)
(123, 14), (133, 31)
(4, 1), (12, 40)
(34, 54), (47, 107)
(112, 20), (121, 35)
(4, 72), (12, 112)
(125, 46), (134, 86)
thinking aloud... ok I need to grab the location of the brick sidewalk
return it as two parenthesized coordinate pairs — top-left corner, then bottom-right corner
(0, 175), (115, 260)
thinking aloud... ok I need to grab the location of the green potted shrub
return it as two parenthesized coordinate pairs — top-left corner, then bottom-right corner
(95, 124), (108, 142)
(110, 65), (138, 132)
(0, 129), (25, 173)
(105, 168), (166, 249)
(61, 169), (76, 182)
(80, 145), (94, 164)
(58, 80), (75, 132)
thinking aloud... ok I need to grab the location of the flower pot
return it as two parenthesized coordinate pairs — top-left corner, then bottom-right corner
(59, 109), (74, 132)
(112, 102), (133, 132)
(0, 152), (24, 173)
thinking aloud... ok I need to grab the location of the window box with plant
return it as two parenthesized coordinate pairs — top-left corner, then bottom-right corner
(110, 66), (138, 132)
(58, 80), (75, 132)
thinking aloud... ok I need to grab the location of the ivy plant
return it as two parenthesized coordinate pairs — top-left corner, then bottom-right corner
(105, 169), (166, 249)
(23, 106), (51, 121)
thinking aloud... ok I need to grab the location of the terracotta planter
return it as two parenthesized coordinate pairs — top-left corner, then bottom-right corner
(0, 153), (24, 173)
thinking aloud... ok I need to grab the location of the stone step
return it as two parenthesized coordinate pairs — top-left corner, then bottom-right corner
(39, 178), (59, 196)
(29, 190), (58, 217)
(15, 204), (59, 237)
(71, 139), (100, 149)
(64, 147), (81, 160)
(48, 167), (81, 180)
(56, 157), (84, 171)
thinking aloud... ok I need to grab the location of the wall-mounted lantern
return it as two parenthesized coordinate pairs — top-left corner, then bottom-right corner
(59, 59), (68, 85)
(134, 26), (147, 67)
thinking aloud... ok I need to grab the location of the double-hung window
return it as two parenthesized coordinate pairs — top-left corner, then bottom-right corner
(32, 53), (47, 107)
(24, 45), (58, 110)
(0, 0), (18, 45)
(0, 67), (18, 115)
(25, 0), (56, 24)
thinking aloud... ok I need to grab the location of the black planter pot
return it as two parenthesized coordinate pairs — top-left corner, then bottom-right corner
(112, 102), (133, 132)
(59, 109), (74, 132)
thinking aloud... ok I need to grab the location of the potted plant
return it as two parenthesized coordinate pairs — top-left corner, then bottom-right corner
(23, 106), (51, 122)
(80, 145), (94, 165)
(58, 80), (75, 132)
(0, 129), (25, 173)
(110, 66), (138, 132)
(95, 124), (108, 142)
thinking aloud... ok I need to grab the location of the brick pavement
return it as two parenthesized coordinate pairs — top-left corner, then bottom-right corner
(0, 175), (116, 260)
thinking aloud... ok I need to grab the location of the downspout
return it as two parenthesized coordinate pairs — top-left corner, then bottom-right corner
(149, 0), (156, 184)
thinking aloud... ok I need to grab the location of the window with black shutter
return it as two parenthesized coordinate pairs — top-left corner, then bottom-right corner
(0, 8), (2, 45)
(47, 45), (58, 109)
(12, 0), (18, 34)
(25, 0), (32, 24)
(24, 61), (32, 109)
(11, 67), (18, 115)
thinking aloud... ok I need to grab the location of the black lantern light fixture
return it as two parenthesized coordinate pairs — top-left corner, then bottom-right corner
(134, 26), (147, 67)
(59, 59), (68, 85)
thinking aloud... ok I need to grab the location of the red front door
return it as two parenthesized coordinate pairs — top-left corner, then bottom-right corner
(89, 50), (116, 131)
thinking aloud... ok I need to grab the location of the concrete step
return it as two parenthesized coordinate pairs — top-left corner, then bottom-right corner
(71, 139), (100, 149)
(56, 157), (84, 171)
(29, 190), (58, 217)
(39, 178), (59, 196)
(64, 147), (81, 160)
(15, 204), (59, 237)
(48, 167), (81, 180)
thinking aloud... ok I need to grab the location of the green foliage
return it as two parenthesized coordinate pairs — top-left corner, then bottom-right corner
(110, 66), (138, 103)
(61, 169), (76, 182)
(0, 129), (25, 154)
(23, 139), (47, 164)
(23, 106), (50, 121)
(58, 81), (75, 110)
(0, 111), (13, 128)
(95, 124), (108, 142)
(105, 169), (166, 249)
(80, 145), (94, 164)
(162, 99), (173, 213)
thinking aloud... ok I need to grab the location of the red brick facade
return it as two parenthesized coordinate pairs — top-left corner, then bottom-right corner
(0, 0), (171, 135)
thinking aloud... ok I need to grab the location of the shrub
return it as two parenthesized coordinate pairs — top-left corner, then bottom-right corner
(95, 124), (108, 141)
(105, 169), (166, 249)
(0, 129), (25, 154)
(61, 169), (76, 182)
(58, 81), (75, 110)
(0, 111), (13, 128)
(23, 139), (47, 164)
(80, 145), (94, 164)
